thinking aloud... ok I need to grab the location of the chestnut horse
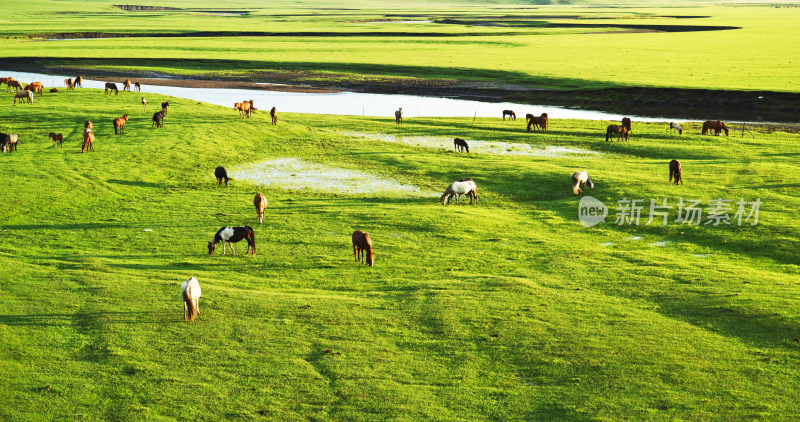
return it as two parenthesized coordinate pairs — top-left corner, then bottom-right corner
(123, 79), (131, 92)
(270, 107), (277, 125)
(82, 121), (95, 153)
(502, 110), (516, 121)
(254, 193), (267, 224)
(0, 77), (14, 89)
(74, 76), (83, 88)
(104, 83), (118, 95)
(527, 113), (548, 132)
(134, 81), (141, 92)
(605, 125), (628, 142)
(113, 114), (129, 135)
(234, 101), (251, 118)
(49, 132), (63, 148)
(669, 160), (682, 185)
(352, 230), (374, 266)
(702, 120), (729, 136)
(24, 82), (43, 97)
(142, 97), (147, 111)
(7, 80), (23, 91)
(64, 78), (74, 90)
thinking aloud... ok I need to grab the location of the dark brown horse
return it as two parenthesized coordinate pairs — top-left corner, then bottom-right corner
(152, 109), (165, 128)
(270, 107), (277, 125)
(49, 132), (63, 148)
(606, 125), (629, 142)
(113, 114), (129, 135)
(352, 230), (374, 266)
(49, 88), (58, 93)
(702, 120), (729, 136)
(208, 226), (256, 255)
(104, 83), (118, 95)
(454, 138), (469, 152)
(6, 80), (23, 91)
(134, 81), (141, 92)
(502, 110), (516, 121)
(669, 160), (682, 185)
(215, 166), (229, 186)
(621, 117), (632, 133)
(161, 101), (170, 113)
(74, 76), (83, 88)
(527, 113), (548, 132)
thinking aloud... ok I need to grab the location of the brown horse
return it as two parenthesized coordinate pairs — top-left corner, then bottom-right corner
(134, 81), (141, 92)
(606, 125), (629, 142)
(49, 88), (58, 93)
(395, 108), (403, 125)
(0, 77), (14, 89)
(152, 109), (165, 128)
(669, 160), (682, 185)
(25, 82), (43, 97)
(6, 80), (23, 91)
(270, 106), (277, 125)
(527, 113), (548, 132)
(234, 101), (251, 118)
(352, 230), (374, 266)
(113, 114), (129, 135)
(254, 193), (267, 224)
(82, 121), (95, 153)
(215, 166), (229, 186)
(502, 110), (516, 121)
(123, 79), (131, 92)
(49, 132), (64, 148)
(142, 97), (147, 111)
(702, 120), (729, 136)
(621, 117), (632, 133)
(104, 82), (118, 95)
(161, 101), (170, 113)
(74, 76), (83, 88)
(64, 78), (74, 90)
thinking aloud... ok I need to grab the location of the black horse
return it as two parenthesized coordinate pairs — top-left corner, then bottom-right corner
(215, 166), (229, 186)
(152, 110), (165, 128)
(454, 138), (469, 153)
(208, 226), (256, 255)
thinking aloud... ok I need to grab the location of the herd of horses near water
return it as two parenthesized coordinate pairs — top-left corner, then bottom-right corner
(1, 74), (744, 321)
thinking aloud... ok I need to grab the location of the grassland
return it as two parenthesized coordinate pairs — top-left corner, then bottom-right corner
(1, 1), (799, 94)
(1, 82), (800, 420)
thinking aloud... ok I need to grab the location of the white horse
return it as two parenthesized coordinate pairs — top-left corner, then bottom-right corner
(13, 90), (33, 105)
(441, 179), (478, 205)
(395, 107), (403, 125)
(181, 277), (202, 322)
(571, 171), (594, 195)
(669, 122), (683, 135)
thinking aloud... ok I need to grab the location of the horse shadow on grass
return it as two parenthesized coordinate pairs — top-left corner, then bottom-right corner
(106, 179), (167, 189)
(0, 311), (173, 327)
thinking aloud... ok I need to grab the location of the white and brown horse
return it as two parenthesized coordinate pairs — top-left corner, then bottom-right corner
(571, 170), (594, 195)
(352, 230), (374, 266)
(441, 179), (478, 205)
(181, 276), (202, 322)
(0, 133), (18, 153)
(208, 226), (256, 255)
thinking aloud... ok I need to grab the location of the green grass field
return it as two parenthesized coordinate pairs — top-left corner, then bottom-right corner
(1, 84), (800, 420)
(1, 1), (799, 92)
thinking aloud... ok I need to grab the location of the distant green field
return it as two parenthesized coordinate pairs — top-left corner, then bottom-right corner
(1, 1), (799, 92)
(1, 83), (800, 420)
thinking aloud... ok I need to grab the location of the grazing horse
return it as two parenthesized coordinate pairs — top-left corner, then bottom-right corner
(152, 109), (165, 128)
(161, 101), (170, 113)
(234, 101), (251, 118)
(270, 106), (278, 125)
(502, 110), (516, 121)
(454, 138), (469, 153)
(74, 76), (83, 88)
(181, 277), (202, 322)
(142, 97), (147, 111)
(0, 133), (18, 153)
(64, 78), (74, 90)
(571, 170), (594, 195)
(606, 125), (629, 142)
(25, 82), (43, 97)
(352, 230), (374, 267)
(134, 81), (141, 92)
(527, 113), (548, 132)
(123, 79), (131, 92)
(669, 122), (683, 135)
(215, 166), (229, 186)
(49, 132), (63, 148)
(113, 114), (129, 135)
(254, 193), (267, 224)
(702, 120), (729, 136)
(0, 77), (14, 89)
(395, 108), (403, 125)
(104, 82), (118, 95)
(669, 159), (682, 185)
(82, 121), (94, 153)
(621, 117), (632, 133)
(440, 179), (478, 205)
(7, 80), (23, 91)
(13, 90), (33, 104)
(208, 226), (256, 255)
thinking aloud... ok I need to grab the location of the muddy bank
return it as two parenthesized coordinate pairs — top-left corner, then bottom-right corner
(10, 63), (800, 124)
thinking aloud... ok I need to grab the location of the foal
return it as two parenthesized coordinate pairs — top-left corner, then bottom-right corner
(352, 230), (374, 266)
(208, 226), (256, 255)
(49, 132), (63, 148)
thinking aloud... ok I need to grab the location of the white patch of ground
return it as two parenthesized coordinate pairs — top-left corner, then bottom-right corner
(343, 132), (600, 157)
(601, 242), (614, 247)
(651, 241), (668, 247)
(230, 157), (435, 197)
(693, 254), (709, 258)
(628, 236), (642, 240)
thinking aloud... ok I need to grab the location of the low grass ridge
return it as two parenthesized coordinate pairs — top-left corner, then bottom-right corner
(1, 87), (800, 419)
